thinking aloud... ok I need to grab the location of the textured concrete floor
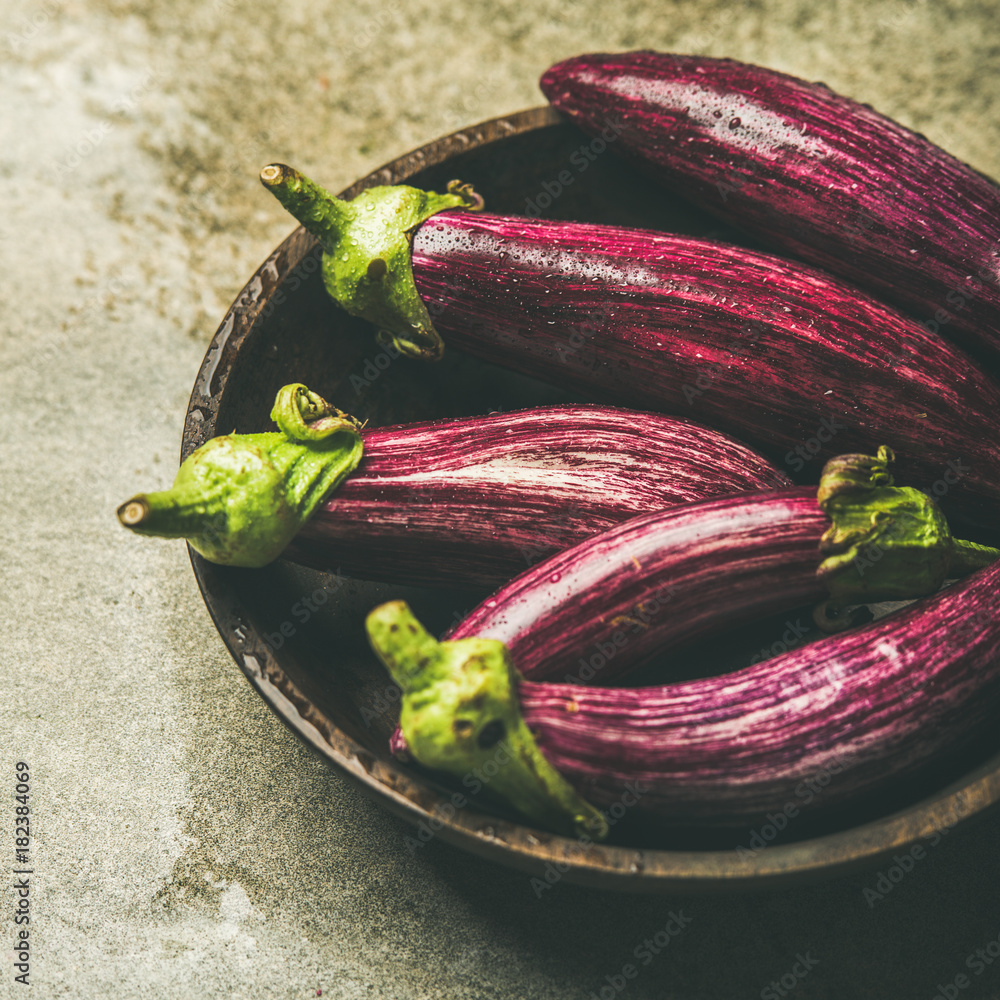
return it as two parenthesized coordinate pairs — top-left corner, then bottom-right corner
(2, 1), (1000, 997)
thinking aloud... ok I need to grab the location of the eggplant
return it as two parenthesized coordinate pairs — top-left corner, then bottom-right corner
(387, 486), (827, 758)
(515, 558), (1000, 825)
(118, 384), (789, 584)
(369, 451), (1000, 833)
(289, 402), (788, 587)
(540, 51), (1000, 370)
(260, 165), (1000, 539)
(371, 563), (1000, 831)
(443, 488), (831, 686)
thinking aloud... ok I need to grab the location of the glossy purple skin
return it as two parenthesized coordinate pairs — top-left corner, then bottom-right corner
(388, 488), (827, 758)
(283, 404), (789, 587)
(449, 488), (827, 681)
(411, 211), (1000, 538)
(540, 52), (1000, 370)
(519, 559), (1000, 824)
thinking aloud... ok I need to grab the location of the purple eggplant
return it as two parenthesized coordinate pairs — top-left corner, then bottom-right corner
(287, 403), (789, 586)
(118, 384), (788, 585)
(260, 165), (1000, 539)
(372, 451), (1000, 831)
(370, 563), (1000, 828)
(540, 51), (1000, 369)
(386, 486), (828, 759)
(445, 488), (829, 684)
(515, 557), (1000, 824)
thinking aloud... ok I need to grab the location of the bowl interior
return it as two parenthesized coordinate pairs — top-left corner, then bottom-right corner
(182, 107), (1000, 891)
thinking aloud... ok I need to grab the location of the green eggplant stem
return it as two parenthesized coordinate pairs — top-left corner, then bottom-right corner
(366, 600), (609, 841)
(812, 445), (1000, 629)
(259, 163), (483, 361)
(116, 383), (363, 567)
(950, 539), (1000, 575)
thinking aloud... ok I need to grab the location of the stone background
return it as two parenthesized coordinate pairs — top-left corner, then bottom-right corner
(2, 0), (1000, 997)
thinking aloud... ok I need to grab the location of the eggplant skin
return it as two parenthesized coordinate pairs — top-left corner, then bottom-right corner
(519, 559), (1000, 825)
(411, 211), (1000, 540)
(387, 488), (825, 760)
(284, 404), (789, 588)
(540, 51), (1000, 371)
(449, 488), (828, 683)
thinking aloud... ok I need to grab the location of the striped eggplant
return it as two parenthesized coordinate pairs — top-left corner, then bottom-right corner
(369, 518), (1000, 833)
(385, 487), (824, 758)
(442, 488), (831, 687)
(514, 558), (1000, 826)
(540, 51), (1000, 370)
(117, 384), (789, 585)
(260, 165), (1000, 540)
(385, 448), (999, 770)
(288, 402), (789, 587)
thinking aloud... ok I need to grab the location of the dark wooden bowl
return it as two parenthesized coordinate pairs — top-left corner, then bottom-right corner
(182, 106), (1000, 892)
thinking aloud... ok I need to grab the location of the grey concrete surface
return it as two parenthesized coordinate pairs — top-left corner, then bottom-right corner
(2, 1), (1000, 997)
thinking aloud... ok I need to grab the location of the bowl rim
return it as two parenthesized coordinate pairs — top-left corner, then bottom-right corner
(182, 104), (1000, 893)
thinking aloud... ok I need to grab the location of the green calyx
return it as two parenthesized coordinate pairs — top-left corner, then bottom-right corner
(814, 445), (999, 628)
(117, 384), (363, 567)
(260, 163), (483, 361)
(366, 601), (609, 841)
